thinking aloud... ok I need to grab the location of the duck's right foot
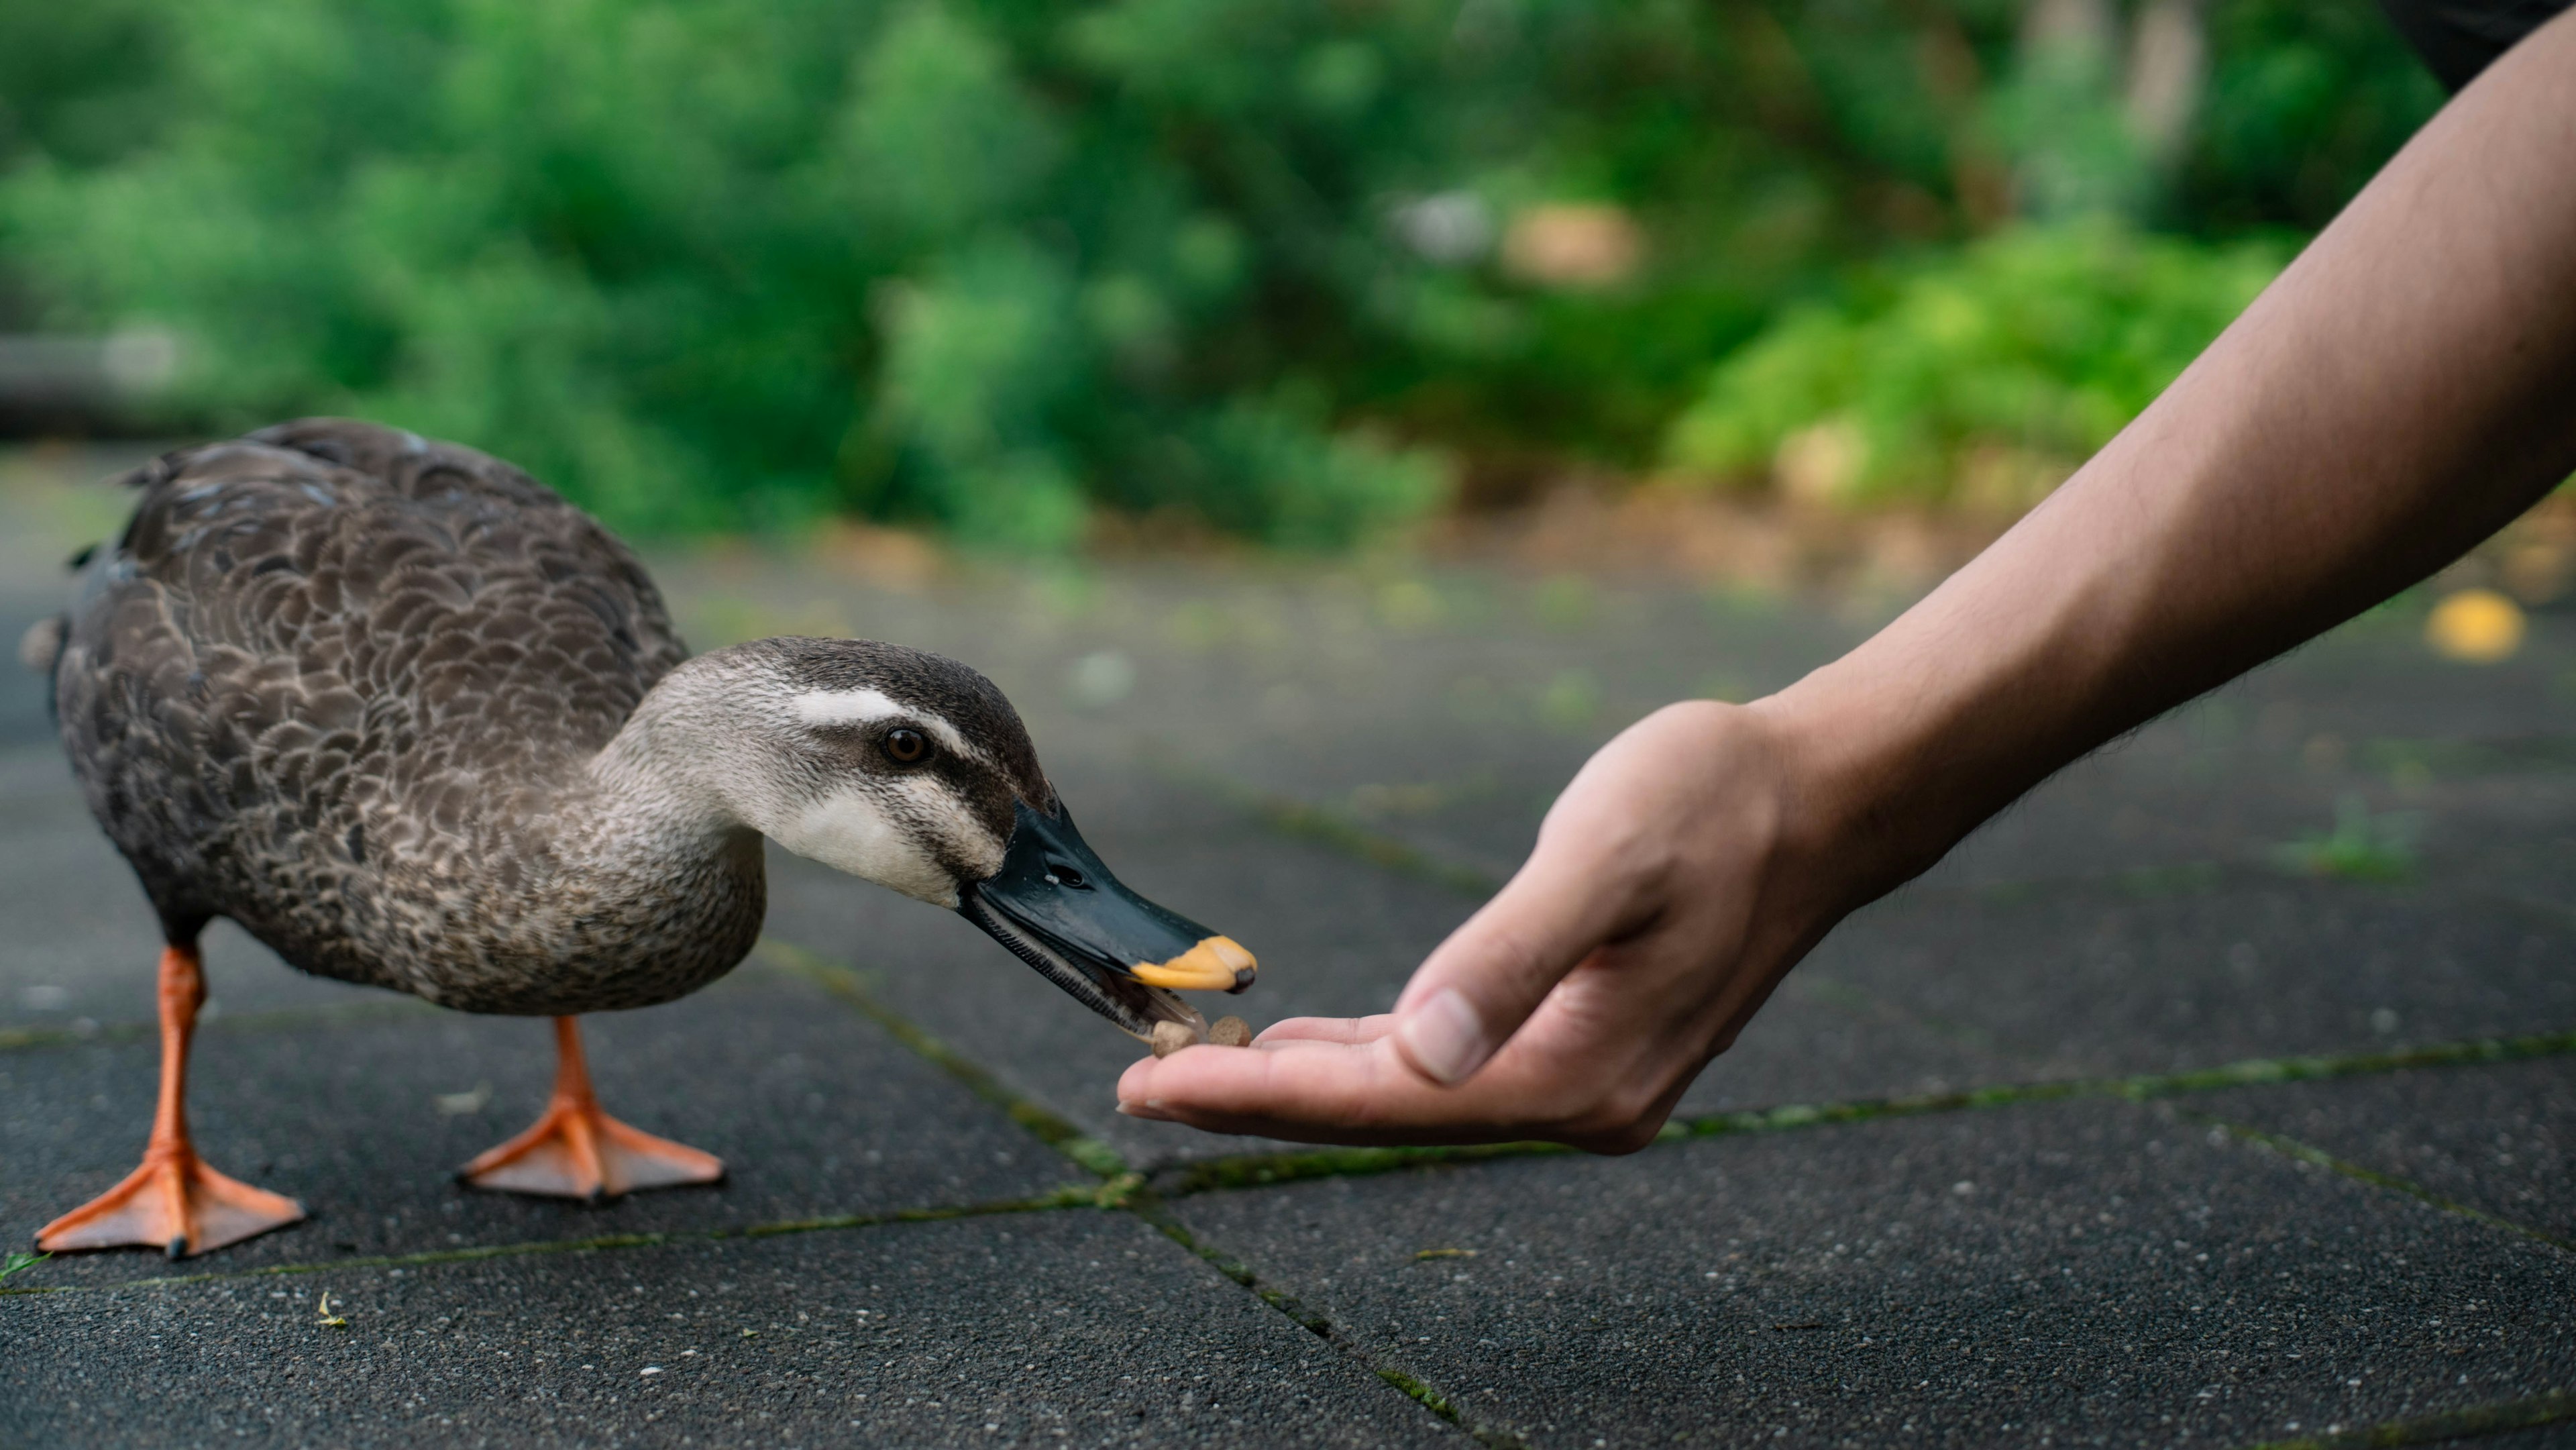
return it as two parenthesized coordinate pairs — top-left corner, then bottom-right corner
(37, 1148), (307, 1259)
(462, 1015), (723, 1202)
(459, 1097), (723, 1201)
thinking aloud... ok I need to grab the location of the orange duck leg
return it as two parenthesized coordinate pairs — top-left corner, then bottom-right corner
(459, 1017), (722, 1201)
(38, 944), (307, 1259)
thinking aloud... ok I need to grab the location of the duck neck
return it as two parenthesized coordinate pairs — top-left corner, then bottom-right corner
(580, 660), (766, 877)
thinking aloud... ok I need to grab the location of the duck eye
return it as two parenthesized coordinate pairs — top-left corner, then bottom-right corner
(882, 727), (930, 764)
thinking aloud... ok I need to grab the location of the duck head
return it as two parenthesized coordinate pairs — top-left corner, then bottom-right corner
(665, 637), (1252, 1039)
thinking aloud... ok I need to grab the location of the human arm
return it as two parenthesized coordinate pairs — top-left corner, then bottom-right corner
(1116, 9), (2576, 1148)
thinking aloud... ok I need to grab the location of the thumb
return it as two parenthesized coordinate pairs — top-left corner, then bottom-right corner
(1389, 845), (1635, 1086)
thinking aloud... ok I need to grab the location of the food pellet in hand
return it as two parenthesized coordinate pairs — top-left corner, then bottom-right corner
(1208, 1016), (1253, 1047)
(1150, 1020), (1200, 1057)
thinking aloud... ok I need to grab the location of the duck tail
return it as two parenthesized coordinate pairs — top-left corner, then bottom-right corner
(17, 614), (64, 678)
(19, 611), (67, 722)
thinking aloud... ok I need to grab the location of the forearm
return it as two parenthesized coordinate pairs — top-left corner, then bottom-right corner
(1762, 9), (2576, 904)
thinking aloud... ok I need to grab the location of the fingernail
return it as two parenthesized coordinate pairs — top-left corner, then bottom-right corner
(1118, 1099), (1174, 1121)
(1399, 988), (1487, 1084)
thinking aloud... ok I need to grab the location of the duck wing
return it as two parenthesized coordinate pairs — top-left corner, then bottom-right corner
(56, 419), (688, 989)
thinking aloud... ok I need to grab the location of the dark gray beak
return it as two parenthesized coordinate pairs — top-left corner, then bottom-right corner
(957, 800), (1256, 1040)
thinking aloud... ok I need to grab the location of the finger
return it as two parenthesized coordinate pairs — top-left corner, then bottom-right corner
(1113, 1017), (1386, 1114)
(1118, 1033), (1528, 1144)
(1248, 1014), (1396, 1046)
(1385, 849), (1638, 1087)
(1113, 1015), (1390, 1097)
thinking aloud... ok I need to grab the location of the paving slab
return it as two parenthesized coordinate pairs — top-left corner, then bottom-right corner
(1808, 874), (2576, 1080)
(1167, 1098), (2576, 1448)
(2183, 1056), (2576, 1244)
(1, 964), (1072, 1288)
(0, 1208), (1454, 1447)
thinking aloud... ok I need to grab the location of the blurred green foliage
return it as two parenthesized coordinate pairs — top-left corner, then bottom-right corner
(1664, 221), (2284, 506)
(0, 0), (2438, 544)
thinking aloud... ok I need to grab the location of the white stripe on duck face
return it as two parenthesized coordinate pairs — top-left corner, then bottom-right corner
(771, 778), (971, 907)
(791, 688), (979, 762)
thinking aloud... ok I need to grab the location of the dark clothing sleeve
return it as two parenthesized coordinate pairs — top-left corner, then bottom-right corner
(2376, 0), (2571, 91)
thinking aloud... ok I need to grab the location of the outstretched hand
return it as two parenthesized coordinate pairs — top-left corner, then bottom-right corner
(1119, 5), (2576, 1147)
(1116, 701), (1852, 1150)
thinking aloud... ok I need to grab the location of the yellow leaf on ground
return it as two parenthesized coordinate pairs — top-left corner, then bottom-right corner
(2426, 588), (2525, 663)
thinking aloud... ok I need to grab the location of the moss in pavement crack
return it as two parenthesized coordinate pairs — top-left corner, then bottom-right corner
(2186, 1112), (2576, 1255)
(1154, 1029), (2576, 1197)
(754, 938), (1124, 1178)
(1143, 759), (1503, 898)
(2233, 1388), (2576, 1449)
(1126, 1196), (1528, 1447)
(757, 933), (1514, 1435)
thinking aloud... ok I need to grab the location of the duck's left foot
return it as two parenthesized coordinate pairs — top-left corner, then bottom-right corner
(458, 1016), (722, 1201)
(38, 1147), (307, 1258)
(39, 941), (309, 1258)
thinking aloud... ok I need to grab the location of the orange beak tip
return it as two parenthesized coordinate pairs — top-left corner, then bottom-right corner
(1129, 935), (1259, 992)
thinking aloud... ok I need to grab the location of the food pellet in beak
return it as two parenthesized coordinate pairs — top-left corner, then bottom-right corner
(1150, 1020), (1199, 1057)
(1208, 1016), (1252, 1047)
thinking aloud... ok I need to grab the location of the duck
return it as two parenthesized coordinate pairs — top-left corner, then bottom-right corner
(25, 418), (1254, 1258)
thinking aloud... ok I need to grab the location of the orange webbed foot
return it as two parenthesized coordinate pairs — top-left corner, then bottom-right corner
(460, 1097), (724, 1200)
(37, 1148), (307, 1259)
(462, 1016), (723, 1202)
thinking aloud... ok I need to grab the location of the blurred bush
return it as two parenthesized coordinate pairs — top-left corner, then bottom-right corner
(1663, 219), (2284, 507)
(0, 0), (2436, 544)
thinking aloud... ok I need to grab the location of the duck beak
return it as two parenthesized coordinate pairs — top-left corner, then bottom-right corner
(957, 800), (1256, 1041)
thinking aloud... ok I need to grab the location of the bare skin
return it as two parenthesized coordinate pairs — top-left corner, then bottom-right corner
(1118, 9), (2576, 1149)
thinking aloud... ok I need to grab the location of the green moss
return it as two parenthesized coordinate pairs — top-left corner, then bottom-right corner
(1146, 763), (1501, 899)
(2189, 1114), (2576, 1255)
(1155, 1029), (2576, 1199)
(755, 939), (1130, 1179)
(1157, 1141), (1570, 1196)
(2235, 1389), (2576, 1450)
(2272, 794), (2418, 882)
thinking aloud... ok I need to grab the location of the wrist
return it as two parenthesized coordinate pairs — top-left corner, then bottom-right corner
(1743, 666), (1984, 916)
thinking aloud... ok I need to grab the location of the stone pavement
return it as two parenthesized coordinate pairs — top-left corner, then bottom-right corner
(6, 450), (2576, 1447)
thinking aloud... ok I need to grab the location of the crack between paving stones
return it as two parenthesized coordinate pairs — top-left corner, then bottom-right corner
(2176, 1109), (2576, 1257)
(1148, 1026), (2576, 1195)
(28, 937), (2576, 1232)
(32, 929), (2576, 1447)
(751, 940), (1129, 1179)
(1140, 752), (1508, 899)
(761, 935), (1524, 1446)
(1142, 756), (2237, 1073)
(1122, 1194), (1531, 1449)
(1145, 749), (2576, 1088)
(18, 957), (2563, 1450)
(32, 1024), (2574, 1301)
(2233, 1386), (2576, 1450)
